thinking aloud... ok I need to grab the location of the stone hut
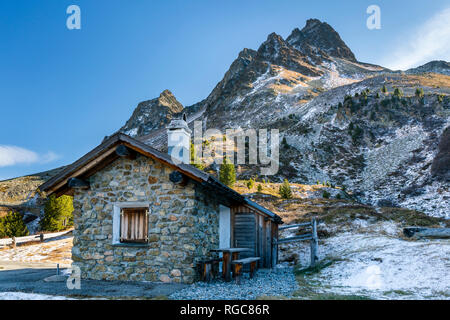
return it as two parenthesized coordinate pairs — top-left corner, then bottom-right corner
(39, 115), (282, 283)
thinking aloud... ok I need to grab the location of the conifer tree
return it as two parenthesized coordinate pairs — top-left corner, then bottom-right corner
(40, 195), (74, 232)
(247, 178), (255, 190)
(219, 157), (236, 187)
(393, 87), (403, 98)
(279, 179), (293, 199)
(257, 184), (263, 193)
(0, 211), (29, 238)
(190, 141), (204, 170)
(415, 87), (424, 99)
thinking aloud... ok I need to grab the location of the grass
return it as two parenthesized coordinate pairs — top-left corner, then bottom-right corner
(380, 207), (448, 227)
(294, 260), (335, 276)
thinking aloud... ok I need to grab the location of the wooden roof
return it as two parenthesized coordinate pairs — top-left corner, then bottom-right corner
(39, 133), (282, 223)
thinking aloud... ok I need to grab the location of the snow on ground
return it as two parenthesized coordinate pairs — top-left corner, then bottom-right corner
(0, 292), (74, 300)
(291, 221), (450, 300)
(0, 236), (72, 266)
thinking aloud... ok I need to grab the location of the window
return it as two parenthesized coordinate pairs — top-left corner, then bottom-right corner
(119, 207), (149, 243)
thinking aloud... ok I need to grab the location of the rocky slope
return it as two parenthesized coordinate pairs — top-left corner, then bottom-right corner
(117, 19), (449, 217)
(0, 167), (66, 230)
(275, 74), (450, 217)
(2, 18), (449, 222)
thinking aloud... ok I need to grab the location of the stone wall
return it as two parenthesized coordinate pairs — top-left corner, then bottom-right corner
(72, 154), (220, 283)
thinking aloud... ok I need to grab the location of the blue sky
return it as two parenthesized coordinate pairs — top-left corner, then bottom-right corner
(0, 0), (449, 180)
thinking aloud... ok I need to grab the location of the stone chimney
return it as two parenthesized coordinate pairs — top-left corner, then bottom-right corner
(167, 112), (191, 164)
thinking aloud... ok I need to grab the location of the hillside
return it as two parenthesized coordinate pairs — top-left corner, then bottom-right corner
(2, 18), (449, 227)
(0, 167), (65, 220)
(117, 19), (449, 218)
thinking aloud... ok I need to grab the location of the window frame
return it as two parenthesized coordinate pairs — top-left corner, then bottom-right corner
(112, 202), (150, 245)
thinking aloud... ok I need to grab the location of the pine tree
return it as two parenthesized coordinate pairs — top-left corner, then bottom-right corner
(40, 195), (74, 232)
(415, 87), (424, 99)
(393, 87), (403, 98)
(0, 211), (29, 238)
(279, 179), (293, 199)
(219, 157), (236, 187)
(257, 184), (263, 193)
(381, 85), (388, 94)
(190, 141), (204, 170)
(247, 178), (255, 190)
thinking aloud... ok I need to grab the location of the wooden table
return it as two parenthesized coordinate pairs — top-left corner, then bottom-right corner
(210, 248), (252, 281)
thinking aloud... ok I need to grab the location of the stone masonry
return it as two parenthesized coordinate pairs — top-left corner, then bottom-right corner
(72, 154), (220, 283)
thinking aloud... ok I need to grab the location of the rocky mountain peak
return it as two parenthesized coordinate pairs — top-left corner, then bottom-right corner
(287, 18), (357, 62)
(157, 89), (184, 111)
(257, 32), (288, 59)
(120, 89), (184, 137)
(256, 32), (323, 76)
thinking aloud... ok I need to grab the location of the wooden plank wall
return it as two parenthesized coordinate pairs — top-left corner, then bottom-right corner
(231, 205), (276, 268)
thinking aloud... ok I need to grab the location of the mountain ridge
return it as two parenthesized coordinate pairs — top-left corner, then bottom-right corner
(2, 18), (449, 221)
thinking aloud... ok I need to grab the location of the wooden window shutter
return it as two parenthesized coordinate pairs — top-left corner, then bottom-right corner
(120, 208), (149, 243)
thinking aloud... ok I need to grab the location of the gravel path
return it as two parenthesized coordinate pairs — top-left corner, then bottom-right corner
(169, 265), (298, 300)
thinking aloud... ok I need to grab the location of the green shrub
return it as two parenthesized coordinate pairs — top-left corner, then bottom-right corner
(381, 85), (388, 94)
(219, 157), (236, 187)
(40, 195), (74, 232)
(257, 184), (263, 192)
(279, 179), (293, 199)
(0, 211), (29, 238)
(393, 87), (403, 98)
(247, 179), (255, 190)
(322, 190), (331, 199)
(190, 142), (205, 170)
(415, 87), (424, 99)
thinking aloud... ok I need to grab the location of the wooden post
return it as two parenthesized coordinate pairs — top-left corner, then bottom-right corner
(223, 252), (231, 282)
(234, 263), (242, 284)
(40, 233), (44, 242)
(310, 218), (319, 267)
(271, 237), (277, 268)
(11, 236), (16, 249)
(249, 261), (256, 279)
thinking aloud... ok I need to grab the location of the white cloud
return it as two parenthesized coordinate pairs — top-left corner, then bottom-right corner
(0, 145), (60, 167)
(384, 7), (450, 70)
(41, 151), (60, 164)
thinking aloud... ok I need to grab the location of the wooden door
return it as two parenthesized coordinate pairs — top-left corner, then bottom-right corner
(233, 213), (256, 259)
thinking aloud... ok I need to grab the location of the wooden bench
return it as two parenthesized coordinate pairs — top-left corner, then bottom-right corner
(199, 258), (221, 282)
(231, 257), (261, 284)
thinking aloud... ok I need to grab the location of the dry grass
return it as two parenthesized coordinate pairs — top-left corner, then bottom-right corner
(232, 180), (448, 228)
(385, 74), (450, 89)
(0, 236), (73, 266)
